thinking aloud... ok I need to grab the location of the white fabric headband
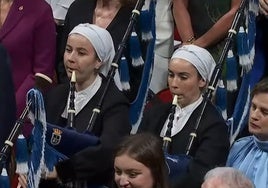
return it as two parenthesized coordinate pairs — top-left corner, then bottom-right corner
(69, 23), (115, 75)
(171, 44), (216, 81)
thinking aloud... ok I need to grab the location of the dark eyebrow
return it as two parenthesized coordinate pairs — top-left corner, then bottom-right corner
(76, 47), (88, 52)
(168, 69), (190, 76)
(252, 101), (268, 112)
(125, 169), (142, 173)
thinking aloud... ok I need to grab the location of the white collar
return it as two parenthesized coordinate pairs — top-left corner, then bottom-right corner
(62, 75), (102, 118)
(161, 96), (203, 137)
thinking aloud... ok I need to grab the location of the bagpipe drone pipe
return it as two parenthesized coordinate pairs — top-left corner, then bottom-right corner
(162, 0), (249, 181)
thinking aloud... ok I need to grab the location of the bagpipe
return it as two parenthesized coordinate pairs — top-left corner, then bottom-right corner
(162, 0), (249, 181)
(0, 0), (153, 187)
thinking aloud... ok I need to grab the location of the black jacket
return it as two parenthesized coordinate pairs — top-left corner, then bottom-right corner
(138, 100), (230, 188)
(40, 76), (131, 187)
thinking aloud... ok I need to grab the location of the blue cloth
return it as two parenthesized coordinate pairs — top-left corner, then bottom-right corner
(227, 136), (268, 188)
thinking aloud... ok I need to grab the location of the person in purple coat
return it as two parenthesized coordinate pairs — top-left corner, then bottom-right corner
(0, 0), (56, 121)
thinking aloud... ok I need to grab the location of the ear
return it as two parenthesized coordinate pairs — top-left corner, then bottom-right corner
(95, 60), (102, 70)
(198, 78), (207, 88)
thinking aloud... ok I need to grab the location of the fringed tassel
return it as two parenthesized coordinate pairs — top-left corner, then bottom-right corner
(119, 56), (130, 91)
(129, 31), (144, 67)
(248, 11), (256, 63)
(226, 50), (238, 92)
(0, 167), (10, 188)
(140, 0), (153, 41)
(215, 80), (227, 120)
(247, 0), (258, 67)
(236, 26), (252, 73)
(15, 134), (29, 174)
(44, 144), (66, 172)
(27, 89), (47, 188)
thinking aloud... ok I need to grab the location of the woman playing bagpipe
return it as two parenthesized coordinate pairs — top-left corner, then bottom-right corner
(18, 23), (131, 188)
(138, 44), (230, 188)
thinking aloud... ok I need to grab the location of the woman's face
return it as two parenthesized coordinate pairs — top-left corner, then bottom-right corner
(114, 154), (154, 188)
(168, 58), (206, 108)
(248, 93), (268, 141)
(64, 34), (101, 89)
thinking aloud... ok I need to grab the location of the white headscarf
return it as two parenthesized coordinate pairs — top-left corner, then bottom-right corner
(69, 23), (122, 89)
(171, 44), (216, 81)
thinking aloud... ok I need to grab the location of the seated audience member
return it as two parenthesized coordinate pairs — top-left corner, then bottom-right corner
(114, 133), (169, 188)
(18, 23), (131, 188)
(226, 78), (268, 188)
(201, 167), (254, 188)
(138, 44), (230, 188)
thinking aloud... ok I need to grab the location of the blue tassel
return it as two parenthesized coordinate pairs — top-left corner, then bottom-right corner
(140, 8), (153, 41)
(119, 56), (130, 90)
(215, 80), (227, 120)
(15, 134), (29, 174)
(236, 26), (251, 72)
(129, 31), (144, 67)
(226, 50), (238, 92)
(0, 167), (10, 188)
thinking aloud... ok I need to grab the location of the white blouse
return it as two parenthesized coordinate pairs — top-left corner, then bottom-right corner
(61, 75), (102, 118)
(160, 96), (203, 137)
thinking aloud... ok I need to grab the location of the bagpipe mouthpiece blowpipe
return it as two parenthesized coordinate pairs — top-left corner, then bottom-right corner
(67, 71), (76, 128)
(163, 95), (178, 153)
(185, 0), (248, 156)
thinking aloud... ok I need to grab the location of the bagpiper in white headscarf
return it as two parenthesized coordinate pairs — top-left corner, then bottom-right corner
(171, 44), (216, 82)
(69, 23), (122, 89)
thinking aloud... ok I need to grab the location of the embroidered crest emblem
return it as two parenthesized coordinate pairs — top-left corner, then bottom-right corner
(50, 128), (62, 145)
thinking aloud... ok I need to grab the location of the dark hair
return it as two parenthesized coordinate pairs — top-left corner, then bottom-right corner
(115, 133), (169, 188)
(251, 77), (268, 98)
